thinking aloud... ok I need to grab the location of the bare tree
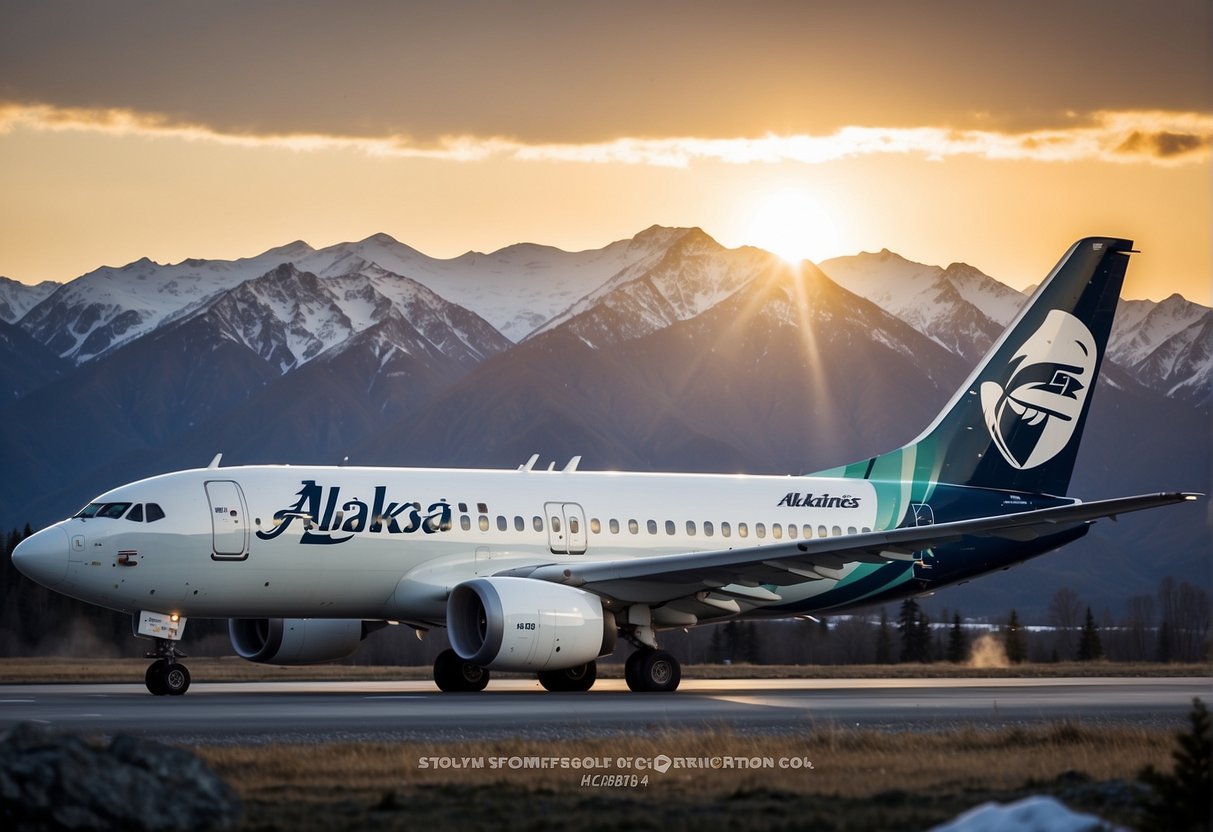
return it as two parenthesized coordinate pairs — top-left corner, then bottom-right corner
(1123, 594), (1156, 662)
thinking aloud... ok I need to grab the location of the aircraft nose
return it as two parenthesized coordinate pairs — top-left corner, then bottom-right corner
(12, 526), (69, 588)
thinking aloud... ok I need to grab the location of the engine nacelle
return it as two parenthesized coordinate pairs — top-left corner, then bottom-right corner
(229, 618), (367, 665)
(447, 577), (616, 671)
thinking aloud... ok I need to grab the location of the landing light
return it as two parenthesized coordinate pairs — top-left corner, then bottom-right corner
(170, 613), (180, 623)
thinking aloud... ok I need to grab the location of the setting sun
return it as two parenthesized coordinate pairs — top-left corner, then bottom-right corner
(743, 190), (840, 265)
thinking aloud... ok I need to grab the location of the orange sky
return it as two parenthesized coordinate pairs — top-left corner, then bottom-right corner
(1, 1), (1209, 302)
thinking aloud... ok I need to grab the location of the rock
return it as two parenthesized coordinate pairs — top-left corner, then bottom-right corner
(0, 722), (241, 831)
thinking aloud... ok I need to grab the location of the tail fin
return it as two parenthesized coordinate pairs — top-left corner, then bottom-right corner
(826, 237), (1134, 499)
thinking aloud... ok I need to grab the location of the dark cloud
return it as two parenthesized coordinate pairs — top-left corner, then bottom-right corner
(1116, 130), (1212, 159)
(0, 0), (1209, 142)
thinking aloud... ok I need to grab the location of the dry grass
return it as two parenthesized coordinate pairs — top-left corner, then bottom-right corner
(0, 656), (1206, 684)
(192, 724), (1179, 831)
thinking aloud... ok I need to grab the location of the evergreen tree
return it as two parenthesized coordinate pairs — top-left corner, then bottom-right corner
(898, 599), (930, 663)
(874, 608), (892, 665)
(1138, 698), (1211, 832)
(917, 610), (934, 663)
(1003, 609), (1027, 663)
(947, 612), (966, 663)
(1076, 606), (1103, 661)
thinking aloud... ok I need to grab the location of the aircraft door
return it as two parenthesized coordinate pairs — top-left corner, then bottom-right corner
(911, 503), (934, 526)
(206, 480), (249, 560)
(545, 502), (587, 555)
(564, 504), (587, 554)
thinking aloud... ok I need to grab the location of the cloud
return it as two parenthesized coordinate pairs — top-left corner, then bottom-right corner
(1, 103), (1208, 169)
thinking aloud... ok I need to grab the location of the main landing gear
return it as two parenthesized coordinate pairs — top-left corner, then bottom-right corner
(624, 648), (681, 692)
(144, 639), (191, 696)
(538, 662), (597, 692)
(433, 649), (490, 692)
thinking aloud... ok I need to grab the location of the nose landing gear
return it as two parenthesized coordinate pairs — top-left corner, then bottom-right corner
(145, 640), (191, 696)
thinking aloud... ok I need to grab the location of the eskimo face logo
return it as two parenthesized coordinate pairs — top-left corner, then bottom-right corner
(980, 309), (1097, 470)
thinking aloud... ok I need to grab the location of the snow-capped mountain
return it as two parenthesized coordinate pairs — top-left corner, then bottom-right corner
(301, 226), (690, 342)
(821, 249), (1212, 402)
(531, 228), (780, 348)
(16, 243), (317, 364)
(0, 276), (59, 324)
(819, 250), (1025, 360)
(1110, 294), (1213, 404)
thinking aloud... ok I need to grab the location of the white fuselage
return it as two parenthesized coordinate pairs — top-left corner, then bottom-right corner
(37, 464), (880, 623)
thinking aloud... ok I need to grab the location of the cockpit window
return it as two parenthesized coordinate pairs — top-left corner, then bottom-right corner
(127, 504), (144, 522)
(146, 503), (166, 523)
(73, 502), (132, 519)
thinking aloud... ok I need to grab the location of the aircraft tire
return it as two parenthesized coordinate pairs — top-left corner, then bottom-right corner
(145, 660), (169, 696)
(433, 649), (490, 692)
(626, 649), (680, 692)
(537, 661), (597, 692)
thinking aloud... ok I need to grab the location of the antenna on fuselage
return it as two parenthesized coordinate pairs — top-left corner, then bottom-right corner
(519, 454), (540, 471)
(207, 453), (223, 470)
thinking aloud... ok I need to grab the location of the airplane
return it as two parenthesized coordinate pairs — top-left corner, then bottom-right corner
(11, 236), (1200, 696)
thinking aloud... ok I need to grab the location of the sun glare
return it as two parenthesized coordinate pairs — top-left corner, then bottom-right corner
(744, 190), (838, 264)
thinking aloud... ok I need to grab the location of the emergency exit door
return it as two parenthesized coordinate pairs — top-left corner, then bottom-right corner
(206, 480), (249, 560)
(544, 502), (587, 555)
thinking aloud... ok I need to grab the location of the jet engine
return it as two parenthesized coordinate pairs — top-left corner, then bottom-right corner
(447, 577), (615, 671)
(229, 618), (368, 665)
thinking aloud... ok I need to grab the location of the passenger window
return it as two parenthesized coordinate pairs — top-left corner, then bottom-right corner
(704, 521), (714, 537)
(458, 503), (468, 513)
(803, 525), (812, 539)
(609, 519), (620, 534)
(514, 516), (525, 532)
(533, 516), (544, 532)
(756, 523), (766, 539)
(628, 519), (639, 534)
(832, 525), (842, 537)
(478, 516), (489, 532)
(847, 526), (857, 535)
(496, 516), (507, 532)
(772, 524), (782, 540)
(738, 523), (748, 538)
(477, 503), (488, 514)
(569, 517), (580, 535)
(721, 521), (731, 538)
(787, 524), (797, 539)
(590, 518), (601, 534)
(551, 517), (562, 533)
(647, 520), (657, 535)
(665, 520), (675, 535)
(819, 525), (828, 538)
(686, 521), (696, 536)
(460, 516), (471, 531)
(862, 527), (872, 534)
(126, 504), (144, 522)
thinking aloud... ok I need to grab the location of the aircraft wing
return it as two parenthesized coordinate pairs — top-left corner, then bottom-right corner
(498, 492), (1198, 604)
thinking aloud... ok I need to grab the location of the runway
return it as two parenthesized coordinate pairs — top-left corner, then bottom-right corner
(0, 677), (1207, 744)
